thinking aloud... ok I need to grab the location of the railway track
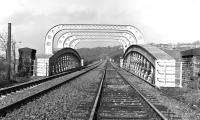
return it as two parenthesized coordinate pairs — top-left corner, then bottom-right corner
(0, 61), (183, 119)
(71, 62), (168, 120)
(0, 62), (102, 117)
(0, 61), (101, 97)
(115, 64), (183, 120)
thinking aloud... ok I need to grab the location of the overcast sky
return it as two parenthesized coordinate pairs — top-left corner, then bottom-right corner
(0, 0), (200, 53)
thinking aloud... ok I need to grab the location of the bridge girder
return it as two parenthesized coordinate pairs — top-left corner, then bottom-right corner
(45, 24), (144, 55)
(49, 47), (81, 76)
(123, 44), (179, 87)
(56, 31), (136, 51)
(56, 34), (132, 52)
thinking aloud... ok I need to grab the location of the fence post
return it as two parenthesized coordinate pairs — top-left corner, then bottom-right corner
(179, 62), (183, 87)
(197, 70), (200, 91)
(164, 65), (166, 86)
(46, 63), (48, 76)
(33, 60), (36, 76)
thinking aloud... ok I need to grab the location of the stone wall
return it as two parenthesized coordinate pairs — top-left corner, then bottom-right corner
(181, 48), (200, 87)
(182, 57), (193, 85)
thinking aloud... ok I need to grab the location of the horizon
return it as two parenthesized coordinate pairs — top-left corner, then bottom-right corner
(1, 0), (200, 54)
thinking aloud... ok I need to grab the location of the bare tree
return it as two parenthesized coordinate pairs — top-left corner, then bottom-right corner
(0, 32), (8, 57)
(0, 31), (16, 81)
(0, 31), (15, 59)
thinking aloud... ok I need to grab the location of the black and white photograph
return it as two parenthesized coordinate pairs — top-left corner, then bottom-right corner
(0, 0), (200, 119)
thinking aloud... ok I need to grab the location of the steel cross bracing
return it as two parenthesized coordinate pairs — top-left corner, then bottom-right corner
(45, 24), (144, 54)
(56, 31), (137, 44)
(66, 36), (129, 48)
(123, 44), (182, 88)
(66, 38), (127, 51)
(123, 51), (155, 84)
(54, 31), (132, 52)
(48, 48), (82, 75)
(56, 35), (131, 52)
(56, 31), (135, 51)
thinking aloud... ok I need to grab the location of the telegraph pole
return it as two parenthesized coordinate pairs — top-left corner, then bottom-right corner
(7, 23), (11, 82)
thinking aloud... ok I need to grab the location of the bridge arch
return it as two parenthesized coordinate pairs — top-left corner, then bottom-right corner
(48, 47), (81, 76)
(45, 24), (144, 54)
(57, 31), (135, 51)
(58, 35), (131, 52)
(66, 38), (128, 50)
(123, 44), (178, 87)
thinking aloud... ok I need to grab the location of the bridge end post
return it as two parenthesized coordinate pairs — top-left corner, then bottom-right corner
(81, 59), (84, 66)
(120, 57), (123, 68)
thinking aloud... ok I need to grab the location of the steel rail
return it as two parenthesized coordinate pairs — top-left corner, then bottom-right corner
(0, 66), (83, 96)
(0, 61), (101, 97)
(110, 62), (167, 119)
(0, 62), (101, 117)
(89, 69), (106, 120)
(117, 71), (168, 120)
(87, 62), (168, 120)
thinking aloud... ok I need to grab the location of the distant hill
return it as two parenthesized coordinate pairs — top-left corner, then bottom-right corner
(76, 45), (185, 65)
(77, 46), (123, 65)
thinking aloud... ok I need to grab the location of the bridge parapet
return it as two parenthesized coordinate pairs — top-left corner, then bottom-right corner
(49, 48), (81, 76)
(123, 44), (182, 87)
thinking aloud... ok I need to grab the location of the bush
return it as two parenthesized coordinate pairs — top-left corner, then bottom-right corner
(0, 61), (8, 71)
(0, 61), (8, 81)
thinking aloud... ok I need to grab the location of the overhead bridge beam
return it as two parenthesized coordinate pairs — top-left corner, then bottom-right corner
(45, 24), (144, 55)
(56, 31), (135, 52)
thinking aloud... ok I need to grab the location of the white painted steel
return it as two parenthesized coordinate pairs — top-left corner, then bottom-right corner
(45, 24), (144, 54)
(155, 60), (176, 87)
(123, 45), (183, 88)
(36, 58), (49, 76)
